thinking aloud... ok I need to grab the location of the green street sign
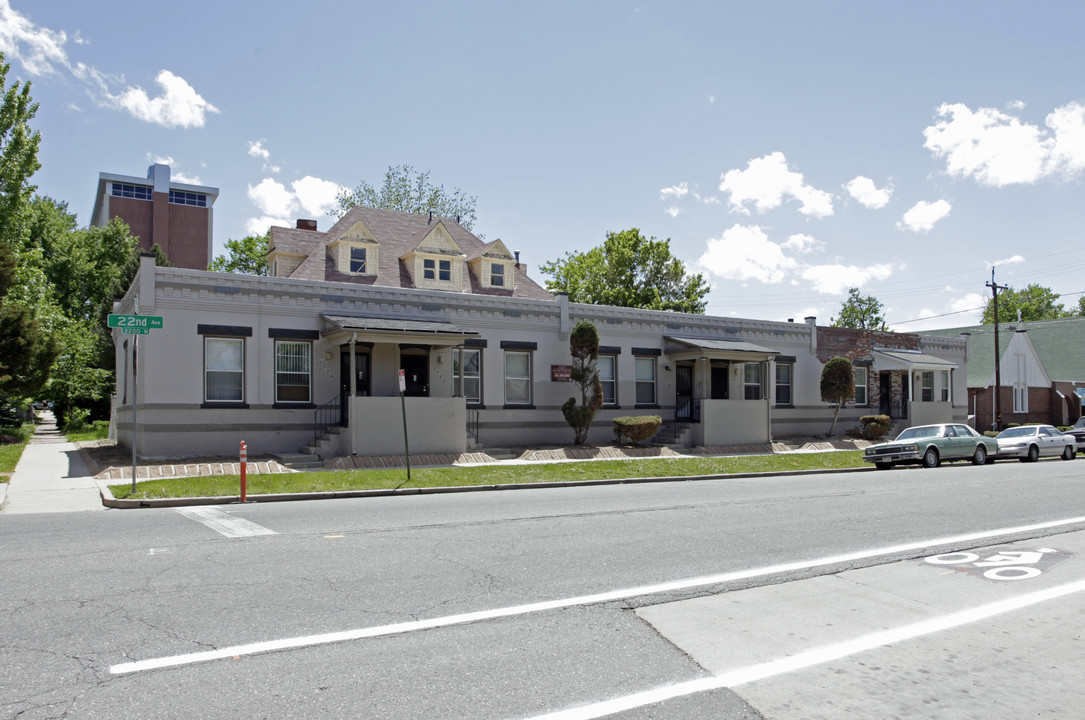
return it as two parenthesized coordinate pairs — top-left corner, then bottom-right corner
(108, 314), (163, 330)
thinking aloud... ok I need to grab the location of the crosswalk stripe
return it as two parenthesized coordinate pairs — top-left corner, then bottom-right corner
(173, 507), (277, 538)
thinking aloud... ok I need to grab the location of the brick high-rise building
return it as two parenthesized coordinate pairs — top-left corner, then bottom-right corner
(91, 164), (219, 270)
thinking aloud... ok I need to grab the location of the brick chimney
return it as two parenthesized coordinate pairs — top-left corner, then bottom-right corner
(296, 219), (317, 231)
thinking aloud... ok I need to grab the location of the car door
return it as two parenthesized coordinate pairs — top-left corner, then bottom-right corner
(942, 425), (966, 459)
(1039, 426), (1061, 457)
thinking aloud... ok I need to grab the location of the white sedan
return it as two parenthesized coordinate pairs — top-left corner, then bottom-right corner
(994, 425), (1076, 462)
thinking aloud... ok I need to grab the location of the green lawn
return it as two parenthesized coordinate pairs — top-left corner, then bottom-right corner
(63, 420), (111, 443)
(0, 442), (26, 479)
(109, 450), (867, 500)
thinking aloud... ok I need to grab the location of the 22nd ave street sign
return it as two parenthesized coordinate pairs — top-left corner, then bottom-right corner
(107, 314), (163, 332)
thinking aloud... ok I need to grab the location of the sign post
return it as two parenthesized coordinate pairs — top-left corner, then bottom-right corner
(108, 307), (164, 493)
(398, 369), (411, 482)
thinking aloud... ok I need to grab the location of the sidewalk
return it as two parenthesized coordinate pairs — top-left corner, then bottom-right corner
(0, 411), (105, 514)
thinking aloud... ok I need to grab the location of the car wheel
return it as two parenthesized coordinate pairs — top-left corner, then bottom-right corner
(1062, 445), (1076, 461)
(971, 445), (987, 465)
(875, 462), (892, 470)
(922, 447), (940, 468)
(1026, 444), (1040, 463)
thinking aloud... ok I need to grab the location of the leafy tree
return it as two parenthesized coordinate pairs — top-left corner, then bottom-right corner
(820, 357), (854, 436)
(209, 232), (269, 275)
(1076, 296), (1085, 318)
(540, 229), (710, 313)
(561, 321), (603, 445)
(830, 287), (887, 330)
(0, 52), (53, 399)
(41, 319), (113, 425)
(337, 165), (479, 231)
(981, 283), (1068, 324)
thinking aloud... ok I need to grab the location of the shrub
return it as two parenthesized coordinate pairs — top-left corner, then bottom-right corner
(858, 414), (890, 440)
(613, 415), (661, 446)
(61, 407), (91, 433)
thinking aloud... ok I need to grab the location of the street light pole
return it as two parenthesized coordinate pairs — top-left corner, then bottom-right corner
(987, 268), (1009, 431)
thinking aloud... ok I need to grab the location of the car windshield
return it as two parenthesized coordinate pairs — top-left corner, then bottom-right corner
(997, 427), (1037, 439)
(896, 426), (941, 441)
(1075, 418), (1085, 429)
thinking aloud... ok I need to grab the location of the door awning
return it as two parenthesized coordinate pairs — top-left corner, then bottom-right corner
(320, 314), (478, 347)
(873, 349), (957, 372)
(664, 336), (780, 361)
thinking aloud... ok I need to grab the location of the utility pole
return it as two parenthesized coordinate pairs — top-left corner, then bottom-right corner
(987, 268), (1009, 431)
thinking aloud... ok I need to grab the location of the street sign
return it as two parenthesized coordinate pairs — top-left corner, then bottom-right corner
(120, 327), (151, 335)
(108, 314), (163, 330)
(398, 369), (406, 393)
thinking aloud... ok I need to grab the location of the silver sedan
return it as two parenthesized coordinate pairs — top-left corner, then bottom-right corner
(994, 424), (1077, 462)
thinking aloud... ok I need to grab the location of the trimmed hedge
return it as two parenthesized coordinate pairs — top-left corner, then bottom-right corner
(613, 415), (661, 446)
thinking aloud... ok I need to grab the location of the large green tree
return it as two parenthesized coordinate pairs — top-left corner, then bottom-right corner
(982, 283), (1069, 324)
(830, 287), (888, 330)
(208, 232), (269, 275)
(337, 165), (479, 231)
(540, 229), (710, 313)
(0, 52), (55, 399)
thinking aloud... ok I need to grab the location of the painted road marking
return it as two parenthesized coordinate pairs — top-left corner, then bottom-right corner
(109, 514), (1085, 675)
(173, 507), (277, 539)
(924, 545), (1071, 581)
(525, 578), (1085, 720)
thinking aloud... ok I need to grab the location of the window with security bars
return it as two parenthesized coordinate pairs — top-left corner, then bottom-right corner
(275, 341), (311, 403)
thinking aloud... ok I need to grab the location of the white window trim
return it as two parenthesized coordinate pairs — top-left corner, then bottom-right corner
(775, 362), (793, 406)
(598, 354), (617, 406)
(504, 350), (533, 406)
(453, 348), (482, 405)
(854, 367), (868, 406)
(744, 363), (762, 401)
(204, 337), (245, 403)
(634, 356), (657, 406)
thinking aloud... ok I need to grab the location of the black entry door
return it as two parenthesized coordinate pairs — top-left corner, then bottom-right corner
(339, 351), (370, 424)
(676, 365), (693, 420)
(880, 372), (891, 415)
(401, 354), (428, 397)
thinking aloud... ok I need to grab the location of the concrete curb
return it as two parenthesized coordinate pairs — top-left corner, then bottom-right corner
(99, 465), (874, 509)
(0, 481), (7, 510)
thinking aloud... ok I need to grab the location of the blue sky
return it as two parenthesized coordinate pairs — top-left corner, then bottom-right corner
(5, 1), (1085, 330)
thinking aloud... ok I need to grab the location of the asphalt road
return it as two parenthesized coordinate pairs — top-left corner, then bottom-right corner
(1, 458), (1083, 718)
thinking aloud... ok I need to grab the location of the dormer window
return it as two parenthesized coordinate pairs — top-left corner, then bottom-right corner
(491, 263), (505, 287)
(350, 247), (367, 274)
(425, 258), (452, 281)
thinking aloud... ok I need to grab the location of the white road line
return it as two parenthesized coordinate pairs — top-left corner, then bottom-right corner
(526, 577), (1085, 720)
(109, 514), (1085, 675)
(173, 507), (277, 538)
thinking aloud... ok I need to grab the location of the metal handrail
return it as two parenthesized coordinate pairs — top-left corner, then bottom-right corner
(467, 408), (480, 444)
(314, 394), (342, 443)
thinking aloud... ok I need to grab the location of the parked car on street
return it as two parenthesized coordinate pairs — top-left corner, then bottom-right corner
(863, 423), (999, 470)
(1064, 417), (1085, 451)
(994, 424), (1077, 462)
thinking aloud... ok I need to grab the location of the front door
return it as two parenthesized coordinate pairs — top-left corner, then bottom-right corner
(401, 353), (429, 397)
(339, 350), (371, 425)
(880, 372), (891, 416)
(676, 365), (693, 420)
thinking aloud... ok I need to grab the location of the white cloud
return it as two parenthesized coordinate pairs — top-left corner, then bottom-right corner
(660, 182), (689, 200)
(782, 233), (823, 254)
(0, 0), (68, 76)
(708, 95), (715, 104)
(988, 254), (1025, 269)
(698, 224), (798, 284)
(923, 101), (1085, 185)
(0, 2), (217, 129)
(248, 178), (296, 217)
(719, 152), (834, 218)
(248, 140), (271, 161)
(898, 199), (951, 233)
(664, 206), (681, 218)
(799, 263), (894, 295)
(292, 176), (343, 216)
(844, 176), (892, 209)
(110, 70), (219, 128)
(245, 215), (290, 237)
